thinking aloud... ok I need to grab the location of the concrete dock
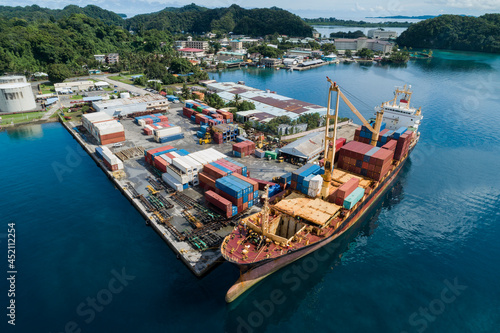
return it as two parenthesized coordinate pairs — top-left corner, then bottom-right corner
(61, 104), (301, 276)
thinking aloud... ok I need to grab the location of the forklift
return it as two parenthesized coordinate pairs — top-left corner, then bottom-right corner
(199, 132), (212, 145)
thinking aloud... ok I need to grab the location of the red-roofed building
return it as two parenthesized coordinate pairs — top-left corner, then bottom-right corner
(178, 48), (205, 58)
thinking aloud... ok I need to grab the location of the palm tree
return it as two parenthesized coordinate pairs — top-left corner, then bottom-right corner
(233, 94), (241, 110)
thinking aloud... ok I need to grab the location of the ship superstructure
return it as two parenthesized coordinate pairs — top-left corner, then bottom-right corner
(377, 85), (423, 131)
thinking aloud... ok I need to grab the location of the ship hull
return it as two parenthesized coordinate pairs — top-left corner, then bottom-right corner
(225, 143), (415, 303)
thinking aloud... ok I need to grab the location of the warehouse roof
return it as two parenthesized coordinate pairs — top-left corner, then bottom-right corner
(93, 95), (168, 108)
(279, 131), (325, 159)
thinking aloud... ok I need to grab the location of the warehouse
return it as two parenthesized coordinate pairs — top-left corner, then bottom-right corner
(92, 95), (169, 117)
(206, 81), (327, 121)
(0, 75), (36, 113)
(54, 81), (94, 93)
(278, 132), (325, 163)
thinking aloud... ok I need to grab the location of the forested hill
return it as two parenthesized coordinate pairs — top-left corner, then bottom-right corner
(396, 14), (500, 53)
(126, 4), (313, 36)
(0, 5), (124, 26)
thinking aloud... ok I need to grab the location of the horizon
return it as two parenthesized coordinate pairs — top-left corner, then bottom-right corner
(1, 1), (498, 19)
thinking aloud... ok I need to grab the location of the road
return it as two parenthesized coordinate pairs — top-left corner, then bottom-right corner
(80, 74), (147, 96)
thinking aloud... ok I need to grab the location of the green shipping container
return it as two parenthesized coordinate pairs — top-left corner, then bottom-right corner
(265, 151), (277, 159)
(343, 187), (365, 209)
(196, 107), (203, 112)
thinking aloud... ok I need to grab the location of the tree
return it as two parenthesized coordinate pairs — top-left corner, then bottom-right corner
(357, 48), (374, 59)
(47, 64), (71, 83)
(345, 50), (352, 57)
(205, 93), (225, 109)
(233, 94), (241, 108)
(321, 43), (336, 54)
(145, 62), (168, 79)
(181, 82), (191, 99)
(169, 57), (193, 74)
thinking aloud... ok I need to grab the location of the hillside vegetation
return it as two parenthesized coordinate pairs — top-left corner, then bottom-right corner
(397, 14), (500, 53)
(126, 4), (312, 36)
(0, 4), (124, 26)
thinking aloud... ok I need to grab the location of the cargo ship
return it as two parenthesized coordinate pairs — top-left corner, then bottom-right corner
(221, 78), (423, 303)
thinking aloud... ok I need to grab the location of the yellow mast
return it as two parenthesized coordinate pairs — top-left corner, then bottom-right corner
(320, 78), (386, 200)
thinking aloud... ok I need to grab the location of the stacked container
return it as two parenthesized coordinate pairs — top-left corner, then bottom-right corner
(154, 126), (184, 143)
(354, 122), (390, 146)
(205, 190), (234, 218)
(337, 141), (395, 181)
(254, 149), (265, 158)
(82, 112), (125, 145)
(233, 141), (256, 157)
(333, 177), (360, 205)
(215, 174), (258, 214)
(291, 164), (322, 192)
(134, 114), (168, 127)
(343, 187), (366, 209)
(394, 129), (413, 160)
(97, 146), (124, 171)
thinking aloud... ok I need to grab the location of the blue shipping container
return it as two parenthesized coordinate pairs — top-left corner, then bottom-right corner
(177, 149), (189, 156)
(363, 147), (380, 162)
(393, 127), (407, 140)
(343, 187), (365, 209)
(159, 133), (184, 143)
(95, 147), (103, 159)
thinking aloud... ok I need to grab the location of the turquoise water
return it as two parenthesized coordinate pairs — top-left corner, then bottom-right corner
(2, 50), (500, 332)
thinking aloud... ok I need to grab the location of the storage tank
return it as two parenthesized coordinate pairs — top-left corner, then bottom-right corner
(120, 92), (130, 99)
(0, 76), (36, 113)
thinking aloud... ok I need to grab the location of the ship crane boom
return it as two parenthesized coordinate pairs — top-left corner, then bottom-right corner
(320, 77), (385, 200)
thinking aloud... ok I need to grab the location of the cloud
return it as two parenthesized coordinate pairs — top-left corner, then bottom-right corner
(430, 0), (500, 10)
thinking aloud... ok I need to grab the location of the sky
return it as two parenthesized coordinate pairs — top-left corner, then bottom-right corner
(2, 0), (499, 18)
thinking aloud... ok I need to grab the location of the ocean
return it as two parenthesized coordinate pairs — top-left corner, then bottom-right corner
(1, 50), (500, 333)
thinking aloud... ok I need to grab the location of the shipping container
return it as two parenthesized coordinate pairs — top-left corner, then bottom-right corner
(162, 173), (183, 192)
(335, 178), (360, 205)
(343, 187), (365, 209)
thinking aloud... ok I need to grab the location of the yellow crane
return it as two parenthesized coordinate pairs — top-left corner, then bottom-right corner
(320, 77), (385, 200)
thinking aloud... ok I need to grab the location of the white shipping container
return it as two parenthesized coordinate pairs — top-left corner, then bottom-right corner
(184, 156), (202, 174)
(116, 159), (124, 170)
(308, 187), (320, 198)
(309, 175), (323, 190)
(138, 119), (146, 127)
(199, 150), (216, 163)
(188, 152), (207, 166)
(101, 146), (118, 164)
(154, 126), (182, 138)
(167, 165), (189, 184)
(206, 148), (225, 160)
(173, 156), (193, 174)
(162, 173), (183, 192)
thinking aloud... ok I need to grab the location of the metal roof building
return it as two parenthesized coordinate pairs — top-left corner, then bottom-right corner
(92, 95), (169, 117)
(278, 131), (325, 163)
(206, 81), (327, 121)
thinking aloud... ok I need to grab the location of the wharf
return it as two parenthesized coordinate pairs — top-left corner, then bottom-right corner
(59, 105), (300, 277)
(289, 60), (338, 71)
(61, 119), (224, 276)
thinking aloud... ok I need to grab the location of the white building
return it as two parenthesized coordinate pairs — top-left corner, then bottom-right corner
(0, 76), (36, 113)
(368, 29), (398, 40)
(92, 95), (169, 117)
(54, 81), (94, 93)
(94, 55), (106, 63)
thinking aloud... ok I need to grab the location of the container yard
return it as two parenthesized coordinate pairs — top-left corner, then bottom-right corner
(62, 88), (364, 277)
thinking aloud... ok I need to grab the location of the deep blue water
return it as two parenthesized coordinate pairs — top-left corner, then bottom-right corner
(2, 50), (500, 333)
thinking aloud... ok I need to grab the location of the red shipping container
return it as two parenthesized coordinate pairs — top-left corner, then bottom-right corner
(199, 172), (216, 191)
(216, 188), (243, 207)
(291, 180), (297, 190)
(216, 159), (238, 174)
(102, 158), (118, 171)
(233, 174), (259, 192)
(205, 191), (232, 218)
(203, 164), (227, 179)
(222, 159), (242, 175)
(242, 202), (248, 211)
(334, 178), (360, 205)
(381, 140), (397, 152)
(145, 145), (174, 164)
(153, 156), (168, 173)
